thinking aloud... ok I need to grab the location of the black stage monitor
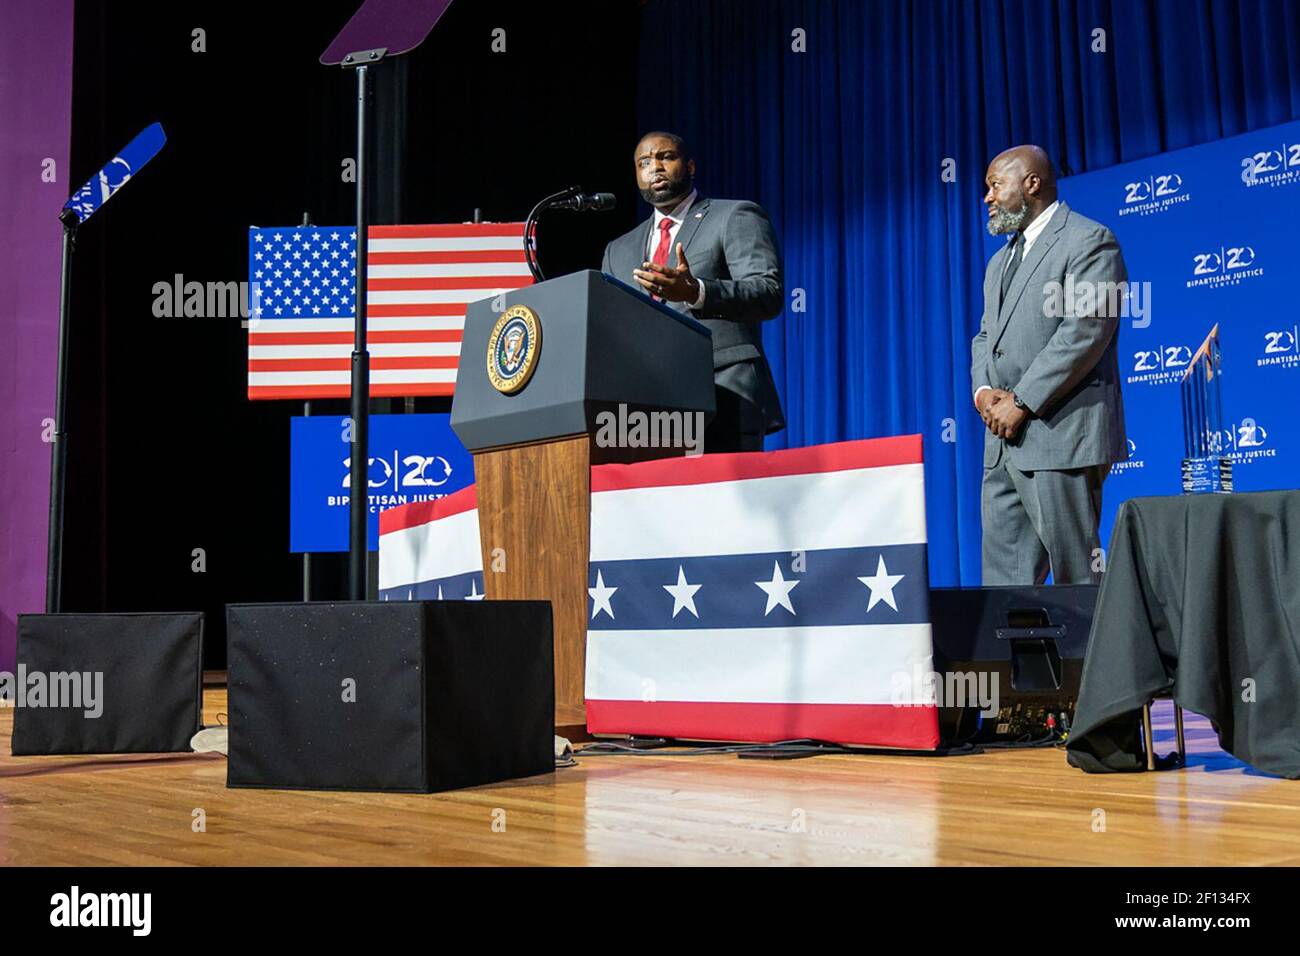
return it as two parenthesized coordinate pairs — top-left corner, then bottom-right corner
(928, 585), (1098, 745)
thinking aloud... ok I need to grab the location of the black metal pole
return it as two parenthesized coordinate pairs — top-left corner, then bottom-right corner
(348, 63), (371, 600)
(46, 212), (77, 613)
(303, 399), (312, 601)
(299, 212), (315, 604)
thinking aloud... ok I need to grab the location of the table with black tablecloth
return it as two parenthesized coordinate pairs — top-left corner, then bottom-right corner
(1066, 490), (1300, 778)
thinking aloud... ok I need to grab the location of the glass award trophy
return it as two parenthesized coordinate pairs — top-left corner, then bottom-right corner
(1180, 324), (1232, 494)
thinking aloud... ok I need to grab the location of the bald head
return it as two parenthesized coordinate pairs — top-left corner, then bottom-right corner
(992, 145), (1056, 191)
(984, 145), (1058, 236)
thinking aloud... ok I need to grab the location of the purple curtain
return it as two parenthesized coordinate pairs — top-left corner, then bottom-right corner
(0, 0), (74, 670)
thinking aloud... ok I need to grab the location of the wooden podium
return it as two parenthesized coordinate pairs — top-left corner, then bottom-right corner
(451, 271), (714, 734)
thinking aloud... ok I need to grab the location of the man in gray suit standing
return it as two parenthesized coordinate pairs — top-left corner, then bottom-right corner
(971, 145), (1129, 585)
(603, 131), (784, 452)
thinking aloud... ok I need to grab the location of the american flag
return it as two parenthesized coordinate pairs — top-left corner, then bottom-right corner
(247, 223), (532, 400)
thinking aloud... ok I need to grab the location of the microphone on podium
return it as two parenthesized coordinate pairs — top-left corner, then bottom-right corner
(524, 187), (617, 281)
(547, 191), (617, 212)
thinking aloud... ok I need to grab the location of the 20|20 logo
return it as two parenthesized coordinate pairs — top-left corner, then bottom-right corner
(1123, 173), (1182, 203)
(1242, 144), (1300, 181)
(1193, 245), (1255, 275)
(1133, 345), (1192, 372)
(341, 454), (454, 490)
(1219, 419), (1269, 451)
(1264, 329), (1297, 354)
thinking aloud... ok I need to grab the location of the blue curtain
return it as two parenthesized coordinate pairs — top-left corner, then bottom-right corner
(636, 0), (1300, 585)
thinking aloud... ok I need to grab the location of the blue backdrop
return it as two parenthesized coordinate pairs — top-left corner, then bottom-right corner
(1018, 119), (1300, 552)
(636, 0), (1300, 585)
(289, 414), (473, 553)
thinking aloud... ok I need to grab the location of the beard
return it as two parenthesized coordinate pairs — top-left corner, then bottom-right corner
(987, 191), (1033, 235)
(639, 172), (691, 207)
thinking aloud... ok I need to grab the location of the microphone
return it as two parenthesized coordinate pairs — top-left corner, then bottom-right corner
(523, 189), (617, 283)
(547, 191), (616, 212)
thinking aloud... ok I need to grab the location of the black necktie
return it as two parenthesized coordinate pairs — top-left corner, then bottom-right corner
(1000, 233), (1022, 302)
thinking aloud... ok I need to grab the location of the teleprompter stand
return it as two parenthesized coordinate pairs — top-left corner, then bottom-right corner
(321, 0), (457, 600)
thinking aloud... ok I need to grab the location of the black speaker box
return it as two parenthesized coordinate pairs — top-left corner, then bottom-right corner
(226, 600), (555, 793)
(928, 585), (1098, 744)
(10, 612), (205, 755)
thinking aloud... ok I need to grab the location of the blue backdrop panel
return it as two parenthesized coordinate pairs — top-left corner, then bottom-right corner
(1011, 120), (1300, 551)
(637, 0), (1300, 585)
(290, 413), (473, 553)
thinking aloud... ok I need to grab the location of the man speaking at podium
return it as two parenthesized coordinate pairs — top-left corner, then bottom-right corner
(602, 131), (784, 453)
(971, 145), (1128, 586)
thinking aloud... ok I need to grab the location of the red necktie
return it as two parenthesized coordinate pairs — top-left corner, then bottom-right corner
(650, 217), (674, 300)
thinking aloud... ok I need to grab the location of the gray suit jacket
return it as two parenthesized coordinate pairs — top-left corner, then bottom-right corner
(602, 195), (785, 431)
(970, 202), (1129, 471)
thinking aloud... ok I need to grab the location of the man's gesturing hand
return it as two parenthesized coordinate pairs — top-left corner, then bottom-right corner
(633, 243), (701, 303)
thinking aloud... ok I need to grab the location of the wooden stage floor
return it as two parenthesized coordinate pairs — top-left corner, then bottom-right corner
(2, 689), (1298, 866)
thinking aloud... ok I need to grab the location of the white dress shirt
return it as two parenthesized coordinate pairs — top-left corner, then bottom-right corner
(646, 188), (707, 308)
(975, 199), (1061, 402)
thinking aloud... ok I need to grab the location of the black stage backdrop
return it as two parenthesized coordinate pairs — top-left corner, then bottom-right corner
(64, 0), (642, 667)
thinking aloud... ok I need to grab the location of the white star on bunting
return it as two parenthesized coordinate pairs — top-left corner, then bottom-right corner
(754, 560), (799, 615)
(588, 570), (618, 620)
(663, 565), (702, 619)
(858, 555), (905, 612)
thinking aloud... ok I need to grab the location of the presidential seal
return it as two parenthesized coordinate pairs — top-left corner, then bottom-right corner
(486, 304), (542, 394)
